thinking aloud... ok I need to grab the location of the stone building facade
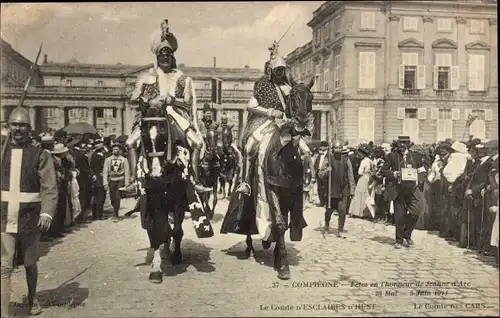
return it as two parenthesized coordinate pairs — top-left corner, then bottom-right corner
(286, 0), (498, 144)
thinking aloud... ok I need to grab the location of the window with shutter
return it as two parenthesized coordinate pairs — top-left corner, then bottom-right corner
(333, 16), (341, 36)
(437, 18), (452, 32)
(418, 108), (426, 120)
(403, 108), (419, 141)
(324, 22), (330, 41)
(485, 109), (493, 121)
(451, 108), (460, 120)
(361, 12), (375, 30)
(359, 52), (367, 88)
(401, 53), (418, 90)
(430, 108), (438, 120)
(469, 110), (486, 140)
(470, 20), (485, 34)
(417, 65), (426, 90)
(437, 109), (453, 141)
(435, 53), (452, 90)
(468, 54), (485, 91)
(403, 17), (418, 31)
(334, 54), (341, 90)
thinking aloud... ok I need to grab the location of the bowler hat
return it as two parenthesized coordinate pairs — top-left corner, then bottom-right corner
(320, 141), (328, 147)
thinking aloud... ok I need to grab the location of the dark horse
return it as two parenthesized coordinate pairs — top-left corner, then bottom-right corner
(218, 126), (239, 198)
(137, 107), (190, 283)
(199, 128), (220, 218)
(221, 78), (315, 280)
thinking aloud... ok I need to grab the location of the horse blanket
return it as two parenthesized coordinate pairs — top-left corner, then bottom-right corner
(221, 124), (306, 242)
(137, 114), (214, 239)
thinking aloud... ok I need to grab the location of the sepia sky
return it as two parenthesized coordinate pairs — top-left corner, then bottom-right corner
(1, 2), (323, 69)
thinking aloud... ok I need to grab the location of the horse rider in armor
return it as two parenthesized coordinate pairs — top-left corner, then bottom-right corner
(120, 19), (211, 194)
(198, 103), (219, 138)
(236, 41), (311, 196)
(219, 111), (243, 170)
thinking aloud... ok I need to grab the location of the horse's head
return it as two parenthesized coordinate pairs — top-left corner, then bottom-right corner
(285, 77), (315, 136)
(221, 126), (233, 150)
(139, 107), (173, 179)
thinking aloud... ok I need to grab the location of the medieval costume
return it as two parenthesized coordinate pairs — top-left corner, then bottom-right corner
(121, 19), (210, 194)
(236, 41), (310, 196)
(382, 136), (427, 248)
(1, 108), (58, 317)
(318, 140), (355, 237)
(348, 145), (373, 218)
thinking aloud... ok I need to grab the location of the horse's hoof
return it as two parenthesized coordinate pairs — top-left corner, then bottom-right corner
(244, 247), (253, 258)
(171, 251), (183, 265)
(262, 240), (271, 250)
(149, 271), (162, 283)
(277, 269), (291, 280)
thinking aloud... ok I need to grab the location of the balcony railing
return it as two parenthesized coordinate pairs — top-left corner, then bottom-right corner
(435, 90), (455, 97)
(402, 88), (420, 96)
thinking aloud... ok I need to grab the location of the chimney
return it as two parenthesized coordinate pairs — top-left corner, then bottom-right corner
(213, 57), (216, 68)
(43, 54), (48, 64)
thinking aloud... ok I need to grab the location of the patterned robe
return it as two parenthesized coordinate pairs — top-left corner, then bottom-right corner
(241, 75), (287, 146)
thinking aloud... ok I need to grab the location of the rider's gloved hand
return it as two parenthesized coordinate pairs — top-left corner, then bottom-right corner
(149, 96), (165, 109)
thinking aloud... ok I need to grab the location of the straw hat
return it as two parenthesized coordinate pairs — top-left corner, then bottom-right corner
(52, 143), (69, 155)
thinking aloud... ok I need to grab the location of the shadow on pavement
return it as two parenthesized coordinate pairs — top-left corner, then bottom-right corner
(210, 213), (225, 223)
(223, 239), (302, 268)
(162, 239), (215, 277)
(9, 282), (89, 317)
(369, 235), (395, 246)
(36, 221), (90, 261)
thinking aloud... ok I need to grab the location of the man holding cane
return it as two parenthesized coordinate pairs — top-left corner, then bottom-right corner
(1, 107), (58, 317)
(317, 140), (355, 238)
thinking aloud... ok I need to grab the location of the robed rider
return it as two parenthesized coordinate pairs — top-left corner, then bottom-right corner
(236, 41), (311, 196)
(120, 19), (211, 194)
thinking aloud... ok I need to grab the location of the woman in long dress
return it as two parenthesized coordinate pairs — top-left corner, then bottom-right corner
(348, 145), (373, 218)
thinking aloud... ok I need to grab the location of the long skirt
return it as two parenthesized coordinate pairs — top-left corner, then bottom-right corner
(415, 182), (431, 230)
(348, 173), (371, 218)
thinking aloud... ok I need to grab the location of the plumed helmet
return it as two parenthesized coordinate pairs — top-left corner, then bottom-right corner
(150, 19), (178, 55)
(268, 40), (287, 70)
(221, 112), (228, 122)
(8, 107), (31, 126)
(269, 55), (287, 69)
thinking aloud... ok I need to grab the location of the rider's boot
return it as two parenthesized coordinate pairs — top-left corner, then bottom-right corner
(236, 151), (253, 196)
(191, 147), (212, 193)
(119, 147), (138, 193)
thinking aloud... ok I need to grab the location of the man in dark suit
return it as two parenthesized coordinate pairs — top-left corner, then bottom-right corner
(465, 141), (494, 251)
(382, 136), (427, 249)
(68, 136), (92, 223)
(90, 143), (107, 220)
(313, 141), (329, 207)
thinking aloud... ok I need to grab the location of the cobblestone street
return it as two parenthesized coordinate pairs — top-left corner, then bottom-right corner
(8, 197), (500, 317)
